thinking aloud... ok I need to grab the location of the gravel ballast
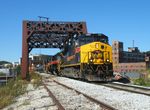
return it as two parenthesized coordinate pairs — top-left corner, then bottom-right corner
(52, 76), (150, 110)
(44, 78), (102, 110)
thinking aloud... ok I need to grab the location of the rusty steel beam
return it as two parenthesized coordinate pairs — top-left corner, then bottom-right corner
(22, 21), (29, 79)
(21, 20), (87, 79)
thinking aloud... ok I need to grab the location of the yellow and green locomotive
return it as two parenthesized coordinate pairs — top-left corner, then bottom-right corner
(47, 33), (113, 81)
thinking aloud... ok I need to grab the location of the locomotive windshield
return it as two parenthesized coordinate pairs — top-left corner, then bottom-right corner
(79, 34), (108, 46)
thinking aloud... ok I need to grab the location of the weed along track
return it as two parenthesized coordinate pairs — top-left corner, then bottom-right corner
(42, 76), (116, 110)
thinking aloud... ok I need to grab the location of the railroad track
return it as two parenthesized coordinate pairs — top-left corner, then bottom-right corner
(42, 76), (116, 110)
(43, 83), (65, 110)
(102, 82), (150, 96)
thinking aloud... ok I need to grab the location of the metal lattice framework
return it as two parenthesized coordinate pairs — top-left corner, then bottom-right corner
(22, 20), (87, 79)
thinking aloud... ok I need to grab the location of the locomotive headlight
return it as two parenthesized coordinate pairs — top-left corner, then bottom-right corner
(90, 59), (93, 62)
(106, 59), (110, 62)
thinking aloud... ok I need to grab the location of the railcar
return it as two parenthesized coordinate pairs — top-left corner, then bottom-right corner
(47, 33), (113, 81)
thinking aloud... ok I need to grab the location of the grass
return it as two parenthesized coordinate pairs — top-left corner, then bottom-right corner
(0, 72), (42, 109)
(0, 76), (28, 109)
(29, 72), (43, 88)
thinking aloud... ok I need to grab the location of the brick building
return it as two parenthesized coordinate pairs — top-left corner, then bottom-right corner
(112, 41), (146, 73)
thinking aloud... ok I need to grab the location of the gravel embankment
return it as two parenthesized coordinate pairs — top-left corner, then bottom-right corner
(52, 76), (150, 110)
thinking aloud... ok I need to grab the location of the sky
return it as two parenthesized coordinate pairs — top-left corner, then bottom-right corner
(0, 0), (150, 62)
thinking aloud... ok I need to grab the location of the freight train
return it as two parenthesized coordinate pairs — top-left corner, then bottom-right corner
(46, 33), (113, 81)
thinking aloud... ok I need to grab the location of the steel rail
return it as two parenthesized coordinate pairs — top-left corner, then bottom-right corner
(43, 83), (65, 110)
(53, 80), (117, 110)
(102, 82), (150, 96)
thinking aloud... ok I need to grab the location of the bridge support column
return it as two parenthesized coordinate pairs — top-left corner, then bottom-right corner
(21, 21), (29, 79)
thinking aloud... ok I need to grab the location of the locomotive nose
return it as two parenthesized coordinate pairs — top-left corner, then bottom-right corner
(89, 50), (102, 63)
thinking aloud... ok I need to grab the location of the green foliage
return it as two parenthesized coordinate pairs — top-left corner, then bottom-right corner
(30, 72), (42, 88)
(132, 68), (150, 87)
(0, 72), (6, 76)
(0, 72), (43, 109)
(146, 69), (150, 75)
(134, 78), (146, 85)
(0, 75), (28, 109)
(133, 78), (150, 87)
(14, 65), (21, 75)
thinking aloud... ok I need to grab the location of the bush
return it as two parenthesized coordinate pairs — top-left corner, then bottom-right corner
(14, 65), (21, 75)
(134, 78), (146, 85)
(133, 78), (150, 87)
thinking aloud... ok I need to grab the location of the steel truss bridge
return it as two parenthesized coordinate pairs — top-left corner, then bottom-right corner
(22, 20), (87, 79)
